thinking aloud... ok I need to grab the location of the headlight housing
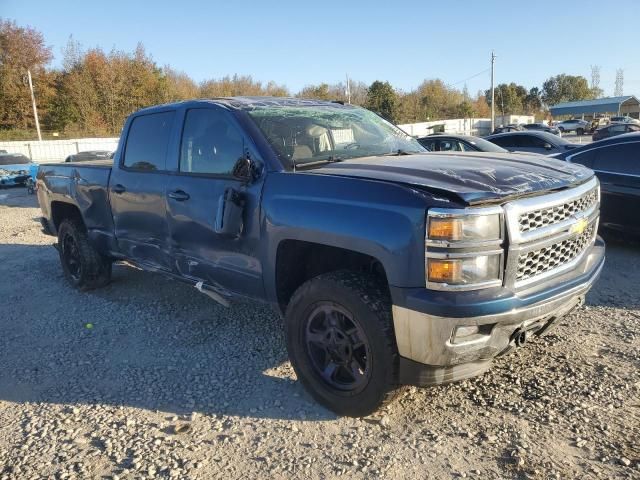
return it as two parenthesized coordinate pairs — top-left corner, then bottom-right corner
(426, 207), (504, 290)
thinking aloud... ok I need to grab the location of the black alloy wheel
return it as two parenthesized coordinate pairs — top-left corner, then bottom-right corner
(304, 302), (371, 392)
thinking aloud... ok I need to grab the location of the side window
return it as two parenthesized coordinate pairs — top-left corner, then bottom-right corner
(627, 125), (640, 132)
(180, 108), (244, 175)
(570, 149), (597, 168)
(492, 136), (518, 148)
(610, 125), (626, 133)
(593, 143), (640, 175)
(124, 111), (175, 171)
(526, 136), (548, 148)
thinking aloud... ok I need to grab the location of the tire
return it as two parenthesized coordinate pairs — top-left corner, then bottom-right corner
(558, 126), (565, 133)
(57, 218), (112, 290)
(576, 128), (584, 136)
(284, 270), (404, 416)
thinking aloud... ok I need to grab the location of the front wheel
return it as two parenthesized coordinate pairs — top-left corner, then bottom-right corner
(284, 271), (404, 416)
(58, 219), (112, 290)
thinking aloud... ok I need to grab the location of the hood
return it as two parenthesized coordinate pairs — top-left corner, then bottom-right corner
(308, 152), (593, 205)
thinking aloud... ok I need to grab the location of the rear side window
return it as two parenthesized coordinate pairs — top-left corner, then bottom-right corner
(491, 135), (519, 148)
(521, 136), (547, 148)
(179, 108), (244, 175)
(124, 111), (175, 171)
(570, 149), (597, 168)
(593, 142), (640, 175)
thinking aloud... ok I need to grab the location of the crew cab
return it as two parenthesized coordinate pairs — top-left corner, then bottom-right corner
(37, 98), (605, 416)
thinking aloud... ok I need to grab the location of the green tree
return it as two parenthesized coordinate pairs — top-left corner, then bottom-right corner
(365, 81), (398, 122)
(484, 83), (528, 115)
(541, 74), (593, 106)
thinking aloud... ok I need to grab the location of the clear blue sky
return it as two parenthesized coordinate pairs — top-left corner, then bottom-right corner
(3, 0), (640, 96)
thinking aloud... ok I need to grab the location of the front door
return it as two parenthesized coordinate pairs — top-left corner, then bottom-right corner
(110, 110), (177, 271)
(165, 106), (265, 299)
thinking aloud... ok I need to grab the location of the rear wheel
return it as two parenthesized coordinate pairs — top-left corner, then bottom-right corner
(284, 271), (404, 416)
(58, 219), (112, 290)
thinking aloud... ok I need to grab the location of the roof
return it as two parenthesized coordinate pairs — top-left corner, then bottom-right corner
(135, 96), (354, 115)
(550, 96), (639, 116)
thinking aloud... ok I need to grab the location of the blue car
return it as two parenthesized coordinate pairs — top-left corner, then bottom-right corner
(0, 153), (38, 190)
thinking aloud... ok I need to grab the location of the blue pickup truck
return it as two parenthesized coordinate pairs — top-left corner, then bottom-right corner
(37, 98), (605, 416)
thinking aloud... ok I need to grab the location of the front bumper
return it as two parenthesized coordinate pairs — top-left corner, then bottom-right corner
(393, 237), (605, 386)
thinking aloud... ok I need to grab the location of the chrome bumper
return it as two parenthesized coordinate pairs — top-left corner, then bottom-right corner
(394, 240), (605, 386)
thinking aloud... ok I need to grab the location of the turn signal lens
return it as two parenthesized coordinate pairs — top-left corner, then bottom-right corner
(427, 259), (461, 283)
(428, 218), (463, 241)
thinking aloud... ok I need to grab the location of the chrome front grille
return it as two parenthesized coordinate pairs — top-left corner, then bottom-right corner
(504, 177), (600, 289)
(515, 223), (597, 282)
(518, 188), (598, 233)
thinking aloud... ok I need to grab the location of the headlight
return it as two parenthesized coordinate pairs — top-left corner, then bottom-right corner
(426, 206), (504, 290)
(427, 254), (502, 286)
(427, 211), (501, 244)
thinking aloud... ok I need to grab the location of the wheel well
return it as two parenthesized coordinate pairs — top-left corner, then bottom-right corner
(275, 240), (389, 312)
(51, 201), (83, 232)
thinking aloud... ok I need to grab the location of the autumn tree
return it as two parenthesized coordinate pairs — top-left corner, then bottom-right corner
(541, 74), (594, 106)
(200, 74), (288, 98)
(0, 19), (54, 133)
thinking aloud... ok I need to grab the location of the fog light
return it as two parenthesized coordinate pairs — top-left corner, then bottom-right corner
(455, 325), (480, 338)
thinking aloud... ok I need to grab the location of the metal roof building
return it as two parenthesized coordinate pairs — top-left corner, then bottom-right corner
(549, 96), (640, 118)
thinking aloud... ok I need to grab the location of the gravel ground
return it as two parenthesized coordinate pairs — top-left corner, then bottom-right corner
(0, 187), (638, 480)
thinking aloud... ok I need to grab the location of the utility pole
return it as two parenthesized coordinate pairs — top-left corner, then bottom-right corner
(27, 70), (42, 141)
(490, 51), (496, 132)
(614, 68), (624, 97)
(345, 74), (351, 104)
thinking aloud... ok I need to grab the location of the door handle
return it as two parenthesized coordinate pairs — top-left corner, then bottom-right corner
(112, 184), (126, 194)
(168, 190), (190, 201)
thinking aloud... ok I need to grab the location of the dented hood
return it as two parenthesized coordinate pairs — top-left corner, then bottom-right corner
(309, 152), (593, 205)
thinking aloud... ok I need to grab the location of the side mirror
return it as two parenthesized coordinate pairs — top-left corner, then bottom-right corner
(544, 143), (553, 150)
(232, 152), (260, 183)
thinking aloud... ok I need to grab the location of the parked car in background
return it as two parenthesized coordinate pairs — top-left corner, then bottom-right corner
(485, 131), (578, 155)
(553, 133), (640, 236)
(491, 124), (523, 134)
(36, 97), (604, 416)
(0, 153), (38, 187)
(609, 116), (640, 125)
(592, 123), (640, 141)
(417, 134), (509, 153)
(556, 119), (590, 135)
(65, 150), (114, 162)
(522, 123), (561, 136)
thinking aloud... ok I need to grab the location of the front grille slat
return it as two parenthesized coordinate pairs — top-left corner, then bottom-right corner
(518, 188), (598, 233)
(515, 224), (596, 282)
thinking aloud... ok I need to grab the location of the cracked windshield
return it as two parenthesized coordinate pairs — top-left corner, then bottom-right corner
(247, 105), (426, 168)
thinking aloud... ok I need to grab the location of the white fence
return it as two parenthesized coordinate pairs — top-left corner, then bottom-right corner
(0, 138), (119, 164)
(398, 118), (493, 137)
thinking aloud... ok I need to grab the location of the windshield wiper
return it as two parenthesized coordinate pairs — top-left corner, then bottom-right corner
(383, 149), (420, 156)
(293, 155), (344, 170)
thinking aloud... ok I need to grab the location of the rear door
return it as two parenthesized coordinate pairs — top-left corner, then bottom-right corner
(165, 105), (266, 299)
(590, 141), (640, 232)
(109, 110), (177, 270)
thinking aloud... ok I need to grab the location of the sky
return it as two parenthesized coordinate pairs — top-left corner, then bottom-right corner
(3, 0), (640, 97)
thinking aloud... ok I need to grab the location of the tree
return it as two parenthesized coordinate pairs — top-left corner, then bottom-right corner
(297, 83), (331, 100)
(524, 87), (542, 114)
(541, 74), (593, 106)
(365, 81), (398, 122)
(0, 19), (54, 133)
(484, 83), (528, 115)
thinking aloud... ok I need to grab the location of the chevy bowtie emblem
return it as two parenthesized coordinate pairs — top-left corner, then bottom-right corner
(571, 217), (589, 235)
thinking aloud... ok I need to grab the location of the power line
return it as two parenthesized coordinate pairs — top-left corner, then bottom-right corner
(448, 67), (491, 87)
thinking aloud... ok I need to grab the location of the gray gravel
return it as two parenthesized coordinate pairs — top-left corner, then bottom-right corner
(0, 187), (638, 479)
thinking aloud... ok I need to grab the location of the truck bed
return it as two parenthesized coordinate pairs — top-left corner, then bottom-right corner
(37, 161), (115, 245)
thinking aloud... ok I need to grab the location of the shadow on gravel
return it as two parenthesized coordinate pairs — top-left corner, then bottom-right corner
(0, 244), (336, 422)
(586, 231), (640, 309)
